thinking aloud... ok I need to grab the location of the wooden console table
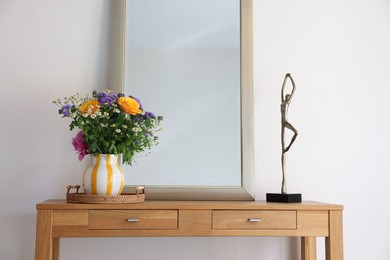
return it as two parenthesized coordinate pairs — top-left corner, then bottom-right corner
(35, 200), (343, 260)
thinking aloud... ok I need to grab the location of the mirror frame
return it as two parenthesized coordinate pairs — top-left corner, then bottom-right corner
(109, 0), (254, 200)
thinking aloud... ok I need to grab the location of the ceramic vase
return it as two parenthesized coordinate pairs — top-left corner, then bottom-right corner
(82, 154), (124, 195)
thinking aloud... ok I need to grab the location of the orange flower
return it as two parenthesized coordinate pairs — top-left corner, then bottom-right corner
(79, 100), (100, 114)
(117, 96), (142, 115)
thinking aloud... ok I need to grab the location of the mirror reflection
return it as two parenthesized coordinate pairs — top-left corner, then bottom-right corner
(123, 0), (242, 187)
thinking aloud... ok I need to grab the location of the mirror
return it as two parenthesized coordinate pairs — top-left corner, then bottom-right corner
(110, 0), (254, 200)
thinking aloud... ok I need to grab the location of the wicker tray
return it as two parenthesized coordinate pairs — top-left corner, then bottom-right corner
(66, 185), (145, 204)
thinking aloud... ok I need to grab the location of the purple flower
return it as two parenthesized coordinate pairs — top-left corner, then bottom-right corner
(59, 104), (73, 117)
(72, 131), (88, 160)
(144, 111), (156, 119)
(97, 92), (118, 106)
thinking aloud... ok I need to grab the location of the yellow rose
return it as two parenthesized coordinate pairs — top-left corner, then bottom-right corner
(117, 97), (142, 115)
(79, 100), (100, 114)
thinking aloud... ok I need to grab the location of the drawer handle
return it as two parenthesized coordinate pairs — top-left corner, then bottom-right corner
(127, 218), (140, 222)
(248, 218), (261, 222)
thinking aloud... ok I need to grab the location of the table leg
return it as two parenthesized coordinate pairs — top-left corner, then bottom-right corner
(53, 238), (60, 260)
(301, 236), (316, 260)
(325, 210), (343, 260)
(35, 210), (54, 260)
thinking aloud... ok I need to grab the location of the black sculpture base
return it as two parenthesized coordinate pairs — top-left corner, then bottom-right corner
(266, 193), (302, 203)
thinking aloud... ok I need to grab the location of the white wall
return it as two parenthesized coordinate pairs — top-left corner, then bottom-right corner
(0, 0), (110, 259)
(1, 0), (390, 259)
(254, 1), (390, 259)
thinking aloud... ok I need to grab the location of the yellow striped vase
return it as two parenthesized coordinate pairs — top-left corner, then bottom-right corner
(82, 154), (124, 195)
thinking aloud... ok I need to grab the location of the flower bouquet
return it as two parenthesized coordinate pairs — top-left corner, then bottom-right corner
(53, 90), (162, 165)
(53, 90), (162, 196)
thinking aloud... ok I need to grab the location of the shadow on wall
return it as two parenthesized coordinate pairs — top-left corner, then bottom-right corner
(59, 236), (300, 260)
(289, 237), (300, 260)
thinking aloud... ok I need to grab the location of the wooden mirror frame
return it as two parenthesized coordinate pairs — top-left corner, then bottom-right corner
(109, 0), (254, 200)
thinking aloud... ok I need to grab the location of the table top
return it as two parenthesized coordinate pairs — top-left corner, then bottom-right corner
(36, 200), (343, 211)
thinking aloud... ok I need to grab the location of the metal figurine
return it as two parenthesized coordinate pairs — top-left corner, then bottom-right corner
(280, 73), (298, 194)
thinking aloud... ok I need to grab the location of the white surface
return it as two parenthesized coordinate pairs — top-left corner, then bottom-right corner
(1, 0), (390, 259)
(124, 0), (241, 186)
(126, 0), (240, 49)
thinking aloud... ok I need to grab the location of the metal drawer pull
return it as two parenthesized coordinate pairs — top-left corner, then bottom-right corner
(248, 218), (261, 222)
(127, 218), (140, 222)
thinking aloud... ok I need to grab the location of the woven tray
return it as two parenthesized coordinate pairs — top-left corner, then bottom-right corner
(66, 185), (145, 204)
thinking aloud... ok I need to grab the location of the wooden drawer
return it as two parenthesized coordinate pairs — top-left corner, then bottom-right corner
(212, 210), (297, 230)
(89, 210), (178, 230)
